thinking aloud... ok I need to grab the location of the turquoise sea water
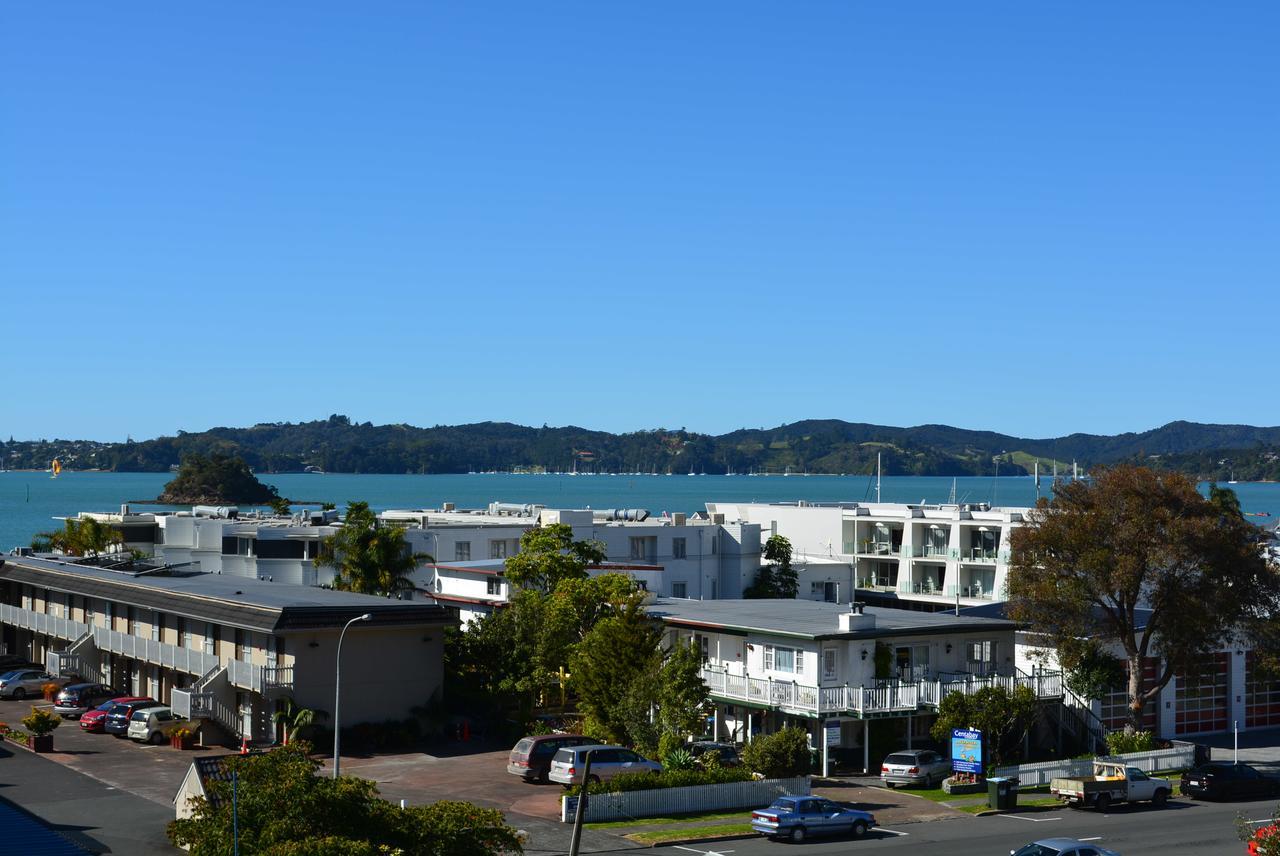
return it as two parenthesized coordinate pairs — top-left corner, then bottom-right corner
(2, 470), (1278, 553)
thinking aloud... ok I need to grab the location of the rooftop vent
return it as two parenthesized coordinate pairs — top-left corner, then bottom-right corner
(838, 601), (876, 632)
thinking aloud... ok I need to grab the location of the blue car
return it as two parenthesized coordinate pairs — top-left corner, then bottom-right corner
(751, 795), (876, 843)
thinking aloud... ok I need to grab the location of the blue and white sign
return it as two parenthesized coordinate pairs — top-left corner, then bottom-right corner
(951, 728), (983, 774)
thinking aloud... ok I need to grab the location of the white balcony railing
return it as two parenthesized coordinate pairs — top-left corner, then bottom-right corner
(91, 626), (221, 677)
(699, 667), (1062, 717)
(0, 603), (88, 642)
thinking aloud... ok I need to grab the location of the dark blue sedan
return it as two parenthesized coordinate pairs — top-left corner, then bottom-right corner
(751, 795), (876, 843)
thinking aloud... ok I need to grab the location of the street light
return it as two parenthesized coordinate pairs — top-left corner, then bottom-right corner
(333, 612), (372, 778)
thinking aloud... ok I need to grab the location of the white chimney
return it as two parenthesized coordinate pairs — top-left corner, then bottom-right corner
(838, 601), (876, 632)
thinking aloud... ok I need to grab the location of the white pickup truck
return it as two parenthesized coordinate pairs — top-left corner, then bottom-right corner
(1050, 761), (1172, 810)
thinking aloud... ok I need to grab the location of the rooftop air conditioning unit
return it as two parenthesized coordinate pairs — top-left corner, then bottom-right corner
(672, 513), (686, 526)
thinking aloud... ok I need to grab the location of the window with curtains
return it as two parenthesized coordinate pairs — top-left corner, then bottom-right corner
(765, 645), (803, 674)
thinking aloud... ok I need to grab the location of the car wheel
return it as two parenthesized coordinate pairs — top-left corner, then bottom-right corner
(1095, 793), (1112, 812)
(1152, 789), (1168, 807)
(885, 781), (895, 789)
(151, 732), (166, 745)
(851, 821), (868, 838)
(789, 826), (806, 843)
(12, 688), (25, 700)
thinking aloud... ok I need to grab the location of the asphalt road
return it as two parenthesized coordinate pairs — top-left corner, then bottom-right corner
(0, 740), (179, 853)
(627, 795), (1273, 856)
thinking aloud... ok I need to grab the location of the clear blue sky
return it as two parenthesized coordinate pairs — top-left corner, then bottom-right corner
(3, 2), (1277, 442)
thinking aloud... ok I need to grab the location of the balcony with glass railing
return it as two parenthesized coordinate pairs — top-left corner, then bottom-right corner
(959, 548), (999, 564)
(856, 541), (901, 557)
(700, 666), (1061, 717)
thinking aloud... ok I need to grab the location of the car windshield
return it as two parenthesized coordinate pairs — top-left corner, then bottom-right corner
(769, 798), (799, 811)
(1013, 846), (1062, 856)
(94, 701), (117, 711)
(513, 739), (533, 754)
(130, 709), (152, 721)
(884, 754), (919, 765)
(0, 671), (23, 680)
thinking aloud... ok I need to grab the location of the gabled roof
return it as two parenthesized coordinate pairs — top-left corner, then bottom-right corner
(0, 556), (455, 634)
(175, 754), (238, 810)
(647, 598), (1017, 641)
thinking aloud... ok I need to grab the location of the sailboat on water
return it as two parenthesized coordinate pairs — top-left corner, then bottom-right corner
(50, 458), (62, 479)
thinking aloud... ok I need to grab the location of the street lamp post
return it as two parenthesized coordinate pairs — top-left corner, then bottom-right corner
(333, 612), (372, 778)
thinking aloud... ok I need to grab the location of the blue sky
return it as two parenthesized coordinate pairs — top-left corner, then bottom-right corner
(3, 2), (1277, 442)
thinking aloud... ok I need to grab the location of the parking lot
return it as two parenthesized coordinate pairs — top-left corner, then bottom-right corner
(0, 696), (233, 806)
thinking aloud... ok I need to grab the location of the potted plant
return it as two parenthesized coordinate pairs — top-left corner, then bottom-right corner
(21, 707), (60, 752)
(42, 682), (61, 702)
(171, 727), (197, 750)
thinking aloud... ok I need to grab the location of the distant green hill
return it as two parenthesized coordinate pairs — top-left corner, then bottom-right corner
(4, 415), (1279, 478)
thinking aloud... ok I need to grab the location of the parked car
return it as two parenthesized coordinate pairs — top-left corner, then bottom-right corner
(1050, 761), (1172, 810)
(1011, 838), (1121, 856)
(750, 796), (876, 843)
(104, 699), (164, 737)
(881, 749), (950, 788)
(688, 741), (741, 767)
(126, 705), (193, 744)
(507, 734), (601, 783)
(1181, 762), (1280, 800)
(548, 745), (661, 786)
(0, 668), (64, 700)
(80, 696), (150, 733)
(53, 683), (121, 719)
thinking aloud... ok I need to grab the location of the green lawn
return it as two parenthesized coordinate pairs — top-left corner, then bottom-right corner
(585, 810), (749, 830)
(626, 823), (755, 844)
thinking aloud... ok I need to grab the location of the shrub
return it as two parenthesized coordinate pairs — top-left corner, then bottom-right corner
(585, 766), (752, 794)
(657, 730), (684, 762)
(741, 727), (811, 779)
(1106, 730), (1155, 756)
(21, 707), (61, 737)
(5, 729), (29, 742)
(662, 749), (696, 771)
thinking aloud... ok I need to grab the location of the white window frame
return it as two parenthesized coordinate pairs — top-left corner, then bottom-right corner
(765, 645), (804, 675)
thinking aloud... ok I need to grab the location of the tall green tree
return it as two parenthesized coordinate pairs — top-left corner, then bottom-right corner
(502, 523), (605, 593)
(570, 596), (664, 745)
(314, 501), (433, 596)
(656, 640), (712, 738)
(167, 742), (522, 855)
(1008, 466), (1280, 733)
(744, 535), (798, 599)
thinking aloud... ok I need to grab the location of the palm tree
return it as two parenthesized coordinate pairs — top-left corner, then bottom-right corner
(31, 517), (124, 558)
(273, 698), (327, 745)
(314, 501), (433, 596)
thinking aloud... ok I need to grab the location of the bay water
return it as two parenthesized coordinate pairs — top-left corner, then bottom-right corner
(2, 470), (1277, 554)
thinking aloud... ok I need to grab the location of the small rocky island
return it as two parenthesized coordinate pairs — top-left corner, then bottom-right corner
(158, 452), (281, 505)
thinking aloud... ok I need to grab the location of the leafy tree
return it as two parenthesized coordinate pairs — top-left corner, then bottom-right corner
(268, 496), (292, 516)
(31, 516), (124, 558)
(656, 640), (712, 739)
(272, 698), (327, 745)
(741, 726), (811, 778)
(314, 501), (433, 596)
(743, 535), (798, 599)
(1055, 638), (1124, 702)
(930, 685), (1038, 768)
(502, 524), (605, 593)
(1008, 466), (1280, 733)
(158, 452), (280, 504)
(167, 742), (522, 855)
(571, 596), (663, 745)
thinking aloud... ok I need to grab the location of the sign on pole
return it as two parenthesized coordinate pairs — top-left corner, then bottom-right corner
(824, 720), (841, 747)
(951, 728), (983, 774)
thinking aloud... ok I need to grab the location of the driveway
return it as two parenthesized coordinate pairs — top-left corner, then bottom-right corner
(0, 697), (231, 806)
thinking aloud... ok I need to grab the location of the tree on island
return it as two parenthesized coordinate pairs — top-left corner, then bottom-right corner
(1008, 466), (1280, 733)
(157, 452), (281, 505)
(744, 535), (798, 598)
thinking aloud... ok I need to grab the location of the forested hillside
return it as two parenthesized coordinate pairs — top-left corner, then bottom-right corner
(3, 415), (1279, 478)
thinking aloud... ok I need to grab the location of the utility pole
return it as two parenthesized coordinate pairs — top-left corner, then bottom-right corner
(567, 750), (594, 856)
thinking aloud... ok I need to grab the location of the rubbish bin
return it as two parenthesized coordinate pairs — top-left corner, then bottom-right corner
(987, 776), (1019, 810)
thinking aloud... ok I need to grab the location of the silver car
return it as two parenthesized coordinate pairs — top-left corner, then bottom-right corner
(548, 744), (661, 786)
(1012, 838), (1121, 856)
(0, 668), (62, 700)
(881, 749), (950, 788)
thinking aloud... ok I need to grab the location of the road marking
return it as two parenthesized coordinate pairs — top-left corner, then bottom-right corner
(673, 847), (734, 856)
(1079, 837), (1102, 841)
(998, 814), (1062, 822)
(1247, 819), (1275, 825)
(876, 828), (910, 836)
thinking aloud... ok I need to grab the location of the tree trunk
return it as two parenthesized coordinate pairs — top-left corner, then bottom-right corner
(1127, 654), (1145, 735)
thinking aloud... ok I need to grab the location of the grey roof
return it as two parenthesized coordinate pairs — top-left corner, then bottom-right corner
(0, 797), (89, 856)
(647, 598), (1017, 640)
(960, 601), (1153, 634)
(0, 556), (454, 634)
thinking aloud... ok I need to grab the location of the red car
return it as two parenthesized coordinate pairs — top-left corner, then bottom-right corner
(80, 696), (150, 733)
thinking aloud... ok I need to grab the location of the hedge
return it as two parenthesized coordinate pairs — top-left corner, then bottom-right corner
(584, 766), (753, 795)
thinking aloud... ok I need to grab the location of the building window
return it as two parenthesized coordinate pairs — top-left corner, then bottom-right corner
(672, 582), (687, 598)
(965, 640), (997, 674)
(672, 537), (687, 559)
(84, 598), (95, 627)
(486, 577), (503, 596)
(151, 612), (162, 642)
(205, 623), (217, 656)
(489, 540), (508, 560)
(693, 633), (710, 661)
(1176, 653), (1229, 735)
(455, 541), (471, 561)
(128, 607), (138, 636)
(765, 645), (803, 674)
(176, 617), (187, 649)
(1246, 651), (1280, 728)
(629, 537), (651, 562)
(237, 629), (252, 663)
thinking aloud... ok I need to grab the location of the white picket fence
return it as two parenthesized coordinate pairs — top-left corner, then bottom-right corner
(992, 744), (1197, 787)
(560, 776), (809, 823)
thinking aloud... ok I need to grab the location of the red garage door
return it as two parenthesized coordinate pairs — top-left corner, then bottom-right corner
(1175, 653), (1229, 735)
